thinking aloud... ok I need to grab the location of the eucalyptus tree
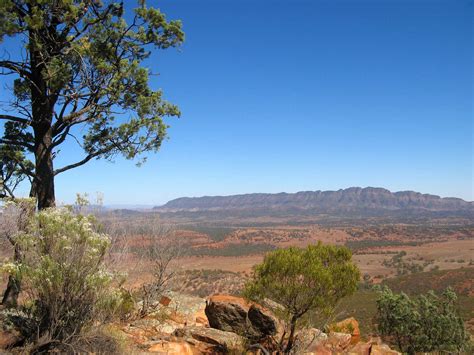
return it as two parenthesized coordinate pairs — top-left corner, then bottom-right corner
(0, 0), (184, 209)
(244, 243), (360, 353)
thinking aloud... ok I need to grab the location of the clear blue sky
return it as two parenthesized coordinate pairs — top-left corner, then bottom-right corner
(4, 0), (474, 205)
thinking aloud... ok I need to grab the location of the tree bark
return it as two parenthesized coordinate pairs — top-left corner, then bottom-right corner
(285, 315), (298, 353)
(32, 124), (55, 210)
(1, 246), (22, 308)
(29, 25), (56, 210)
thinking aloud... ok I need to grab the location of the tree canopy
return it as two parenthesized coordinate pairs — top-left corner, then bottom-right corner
(244, 243), (360, 353)
(375, 286), (469, 354)
(0, 0), (184, 208)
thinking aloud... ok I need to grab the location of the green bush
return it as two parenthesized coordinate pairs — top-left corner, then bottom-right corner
(244, 243), (360, 353)
(1, 208), (128, 345)
(375, 286), (469, 354)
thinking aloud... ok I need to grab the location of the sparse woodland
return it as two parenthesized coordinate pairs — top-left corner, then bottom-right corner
(0, 1), (472, 354)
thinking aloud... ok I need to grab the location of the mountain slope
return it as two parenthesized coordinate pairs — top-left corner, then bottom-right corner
(154, 187), (473, 214)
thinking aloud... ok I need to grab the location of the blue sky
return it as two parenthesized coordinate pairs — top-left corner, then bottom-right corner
(3, 0), (473, 205)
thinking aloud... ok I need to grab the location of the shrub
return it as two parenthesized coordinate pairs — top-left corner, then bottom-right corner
(244, 243), (360, 353)
(1, 208), (127, 347)
(375, 286), (469, 354)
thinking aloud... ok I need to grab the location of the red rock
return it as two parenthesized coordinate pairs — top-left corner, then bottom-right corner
(205, 294), (280, 339)
(371, 344), (401, 355)
(159, 295), (172, 307)
(329, 317), (360, 344)
(0, 329), (21, 349)
(347, 341), (372, 355)
(326, 332), (352, 351)
(148, 341), (194, 354)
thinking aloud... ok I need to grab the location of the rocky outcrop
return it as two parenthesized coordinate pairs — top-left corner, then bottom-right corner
(294, 328), (328, 353)
(329, 317), (360, 343)
(205, 294), (281, 340)
(119, 292), (402, 355)
(247, 304), (279, 337)
(205, 295), (250, 334)
(174, 326), (244, 351)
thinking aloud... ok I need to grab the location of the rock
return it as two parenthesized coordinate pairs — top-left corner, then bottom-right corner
(148, 340), (194, 354)
(326, 331), (352, 351)
(303, 343), (332, 355)
(205, 295), (251, 334)
(0, 329), (21, 350)
(347, 341), (372, 355)
(371, 344), (401, 355)
(174, 326), (244, 351)
(205, 294), (280, 340)
(329, 317), (360, 343)
(247, 304), (279, 337)
(294, 328), (328, 353)
(194, 309), (209, 327)
(151, 291), (207, 327)
(159, 295), (172, 307)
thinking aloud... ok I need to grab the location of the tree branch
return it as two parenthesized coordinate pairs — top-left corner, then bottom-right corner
(0, 60), (31, 79)
(0, 139), (34, 150)
(54, 148), (111, 176)
(0, 114), (30, 124)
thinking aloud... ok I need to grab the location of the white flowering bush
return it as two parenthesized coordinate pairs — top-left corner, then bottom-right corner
(1, 207), (128, 343)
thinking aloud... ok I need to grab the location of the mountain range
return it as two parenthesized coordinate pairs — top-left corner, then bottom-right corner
(154, 187), (473, 218)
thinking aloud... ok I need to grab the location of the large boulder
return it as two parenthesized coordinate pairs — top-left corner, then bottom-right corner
(205, 294), (281, 340)
(174, 326), (244, 352)
(247, 304), (279, 337)
(205, 295), (250, 334)
(156, 291), (207, 326)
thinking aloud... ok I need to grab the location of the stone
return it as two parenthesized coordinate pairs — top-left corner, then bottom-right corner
(174, 326), (244, 351)
(148, 340), (194, 354)
(205, 294), (280, 340)
(329, 317), (360, 344)
(159, 295), (172, 307)
(347, 341), (372, 355)
(371, 344), (401, 355)
(153, 291), (207, 326)
(303, 343), (332, 355)
(294, 328), (328, 353)
(247, 304), (279, 337)
(205, 295), (251, 334)
(0, 329), (21, 350)
(326, 331), (352, 351)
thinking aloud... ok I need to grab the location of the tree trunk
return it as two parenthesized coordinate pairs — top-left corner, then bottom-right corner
(29, 26), (56, 210)
(1, 246), (22, 308)
(33, 125), (55, 210)
(285, 315), (298, 353)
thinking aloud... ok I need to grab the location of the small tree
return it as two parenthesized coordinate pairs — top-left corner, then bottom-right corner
(244, 243), (360, 353)
(138, 225), (182, 317)
(375, 286), (469, 354)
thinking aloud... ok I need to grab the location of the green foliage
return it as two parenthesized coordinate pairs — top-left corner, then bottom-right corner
(0, 145), (34, 198)
(244, 243), (360, 352)
(188, 243), (276, 257)
(1, 208), (127, 343)
(375, 286), (469, 354)
(0, 1), (184, 205)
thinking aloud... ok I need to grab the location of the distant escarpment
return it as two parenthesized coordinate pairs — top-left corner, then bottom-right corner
(153, 187), (473, 221)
